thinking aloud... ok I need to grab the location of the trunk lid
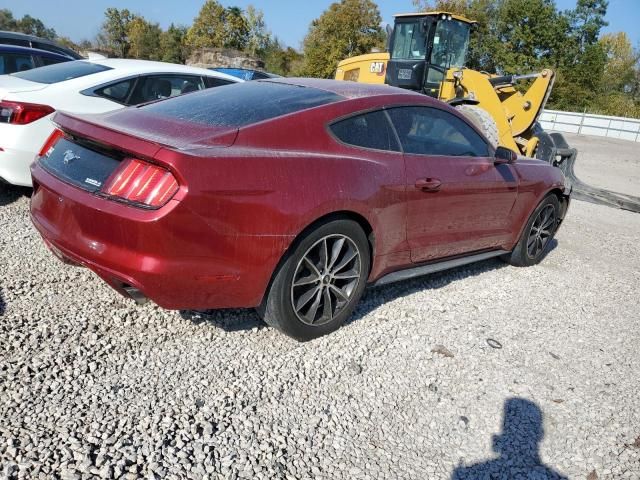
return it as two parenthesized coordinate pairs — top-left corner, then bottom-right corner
(38, 109), (237, 194)
(64, 108), (239, 150)
(0, 76), (49, 98)
(39, 136), (124, 193)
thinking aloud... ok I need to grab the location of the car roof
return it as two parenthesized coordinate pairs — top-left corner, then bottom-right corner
(84, 58), (240, 81)
(0, 30), (48, 42)
(0, 44), (70, 59)
(0, 30), (81, 59)
(265, 77), (425, 100)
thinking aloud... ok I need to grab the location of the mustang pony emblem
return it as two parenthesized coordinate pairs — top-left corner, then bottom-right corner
(62, 150), (80, 165)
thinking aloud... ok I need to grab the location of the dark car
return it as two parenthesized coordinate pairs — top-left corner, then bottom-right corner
(0, 45), (72, 74)
(30, 78), (570, 341)
(0, 30), (82, 59)
(210, 67), (280, 81)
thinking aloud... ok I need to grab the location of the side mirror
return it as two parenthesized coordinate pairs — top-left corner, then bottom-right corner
(494, 146), (517, 165)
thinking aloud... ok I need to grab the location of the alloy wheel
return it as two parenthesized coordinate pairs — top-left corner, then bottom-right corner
(290, 234), (362, 326)
(527, 204), (556, 258)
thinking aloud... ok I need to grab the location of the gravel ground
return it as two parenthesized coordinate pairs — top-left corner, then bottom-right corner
(566, 133), (640, 198)
(1, 182), (639, 480)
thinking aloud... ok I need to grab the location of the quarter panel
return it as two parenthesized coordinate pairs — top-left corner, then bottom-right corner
(505, 159), (567, 248)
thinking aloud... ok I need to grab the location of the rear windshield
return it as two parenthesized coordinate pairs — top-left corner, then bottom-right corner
(140, 81), (344, 128)
(11, 61), (112, 84)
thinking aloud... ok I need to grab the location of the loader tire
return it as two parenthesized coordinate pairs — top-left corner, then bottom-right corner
(456, 104), (499, 147)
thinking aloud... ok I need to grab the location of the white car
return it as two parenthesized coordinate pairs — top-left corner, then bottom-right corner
(0, 59), (240, 186)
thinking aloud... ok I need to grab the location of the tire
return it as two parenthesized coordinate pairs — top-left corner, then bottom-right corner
(257, 218), (370, 341)
(456, 104), (500, 147)
(503, 195), (560, 267)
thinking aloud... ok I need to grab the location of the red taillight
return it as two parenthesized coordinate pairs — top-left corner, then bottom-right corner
(38, 128), (65, 157)
(102, 158), (179, 208)
(0, 100), (55, 125)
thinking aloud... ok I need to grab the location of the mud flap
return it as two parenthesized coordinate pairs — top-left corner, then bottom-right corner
(534, 125), (640, 214)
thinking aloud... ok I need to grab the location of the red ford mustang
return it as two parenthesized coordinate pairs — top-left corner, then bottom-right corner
(30, 78), (570, 340)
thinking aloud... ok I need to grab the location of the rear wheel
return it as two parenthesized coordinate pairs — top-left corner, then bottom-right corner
(258, 219), (370, 341)
(456, 104), (499, 147)
(503, 195), (560, 267)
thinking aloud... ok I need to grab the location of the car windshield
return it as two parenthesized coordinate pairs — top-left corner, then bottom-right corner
(391, 21), (428, 60)
(140, 81), (344, 128)
(11, 61), (112, 84)
(430, 20), (470, 69)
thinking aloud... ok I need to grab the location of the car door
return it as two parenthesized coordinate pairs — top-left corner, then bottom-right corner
(387, 106), (518, 263)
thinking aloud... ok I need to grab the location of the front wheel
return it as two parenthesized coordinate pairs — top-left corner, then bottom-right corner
(258, 219), (370, 341)
(503, 195), (560, 267)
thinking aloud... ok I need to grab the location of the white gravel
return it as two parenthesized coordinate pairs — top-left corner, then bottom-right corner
(1, 184), (639, 480)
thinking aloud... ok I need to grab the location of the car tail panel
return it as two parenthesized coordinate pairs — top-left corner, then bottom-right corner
(39, 135), (122, 193)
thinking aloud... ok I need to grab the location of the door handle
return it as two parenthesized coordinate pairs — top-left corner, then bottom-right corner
(415, 178), (442, 192)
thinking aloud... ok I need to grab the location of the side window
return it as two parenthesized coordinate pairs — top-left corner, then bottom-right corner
(0, 54), (34, 74)
(95, 79), (135, 104)
(204, 76), (234, 88)
(330, 110), (400, 152)
(387, 106), (489, 157)
(40, 56), (65, 66)
(0, 38), (30, 47)
(128, 75), (206, 105)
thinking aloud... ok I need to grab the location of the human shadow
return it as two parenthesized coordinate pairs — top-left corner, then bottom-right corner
(0, 287), (5, 316)
(452, 398), (568, 480)
(0, 183), (31, 207)
(181, 240), (558, 334)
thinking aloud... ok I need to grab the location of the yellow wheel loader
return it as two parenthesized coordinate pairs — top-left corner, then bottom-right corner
(335, 12), (573, 170)
(335, 11), (640, 212)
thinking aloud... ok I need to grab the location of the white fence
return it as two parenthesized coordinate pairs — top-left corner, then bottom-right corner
(539, 110), (640, 142)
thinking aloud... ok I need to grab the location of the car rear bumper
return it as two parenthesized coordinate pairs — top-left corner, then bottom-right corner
(0, 116), (54, 187)
(0, 146), (37, 186)
(30, 163), (290, 310)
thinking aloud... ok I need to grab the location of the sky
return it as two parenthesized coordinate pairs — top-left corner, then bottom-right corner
(2, 0), (639, 50)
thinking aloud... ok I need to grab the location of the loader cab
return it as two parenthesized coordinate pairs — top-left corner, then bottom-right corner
(386, 12), (474, 97)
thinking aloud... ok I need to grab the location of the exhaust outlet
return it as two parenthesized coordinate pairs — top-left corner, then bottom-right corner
(122, 285), (149, 306)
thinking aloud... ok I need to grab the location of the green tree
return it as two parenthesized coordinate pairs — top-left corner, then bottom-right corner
(224, 6), (250, 50)
(127, 16), (162, 60)
(16, 14), (56, 39)
(302, 0), (385, 78)
(412, 0), (469, 12)
(263, 37), (304, 76)
(567, 0), (608, 49)
(599, 32), (638, 93)
(245, 5), (271, 56)
(0, 9), (56, 39)
(590, 32), (640, 117)
(100, 8), (134, 57)
(0, 9), (18, 31)
(550, 0), (608, 111)
(160, 24), (190, 64)
(186, 1), (249, 50)
(491, 0), (569, 74)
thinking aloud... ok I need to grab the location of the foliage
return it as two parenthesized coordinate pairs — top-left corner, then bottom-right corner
(127, 17), (162, 60)
(245, 5), (271, 56)
(263, 37), (305, 76)
(301, 0), (385, 78)
(591, 32), (640, 117)
(0, 9), (56, 39)
(160, 24), (190, 64)
(185, 1), (249, 50)
(98, 8), (134, 58)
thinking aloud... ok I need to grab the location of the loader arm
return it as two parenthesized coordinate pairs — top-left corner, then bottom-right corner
(496, 69), (555, 137)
